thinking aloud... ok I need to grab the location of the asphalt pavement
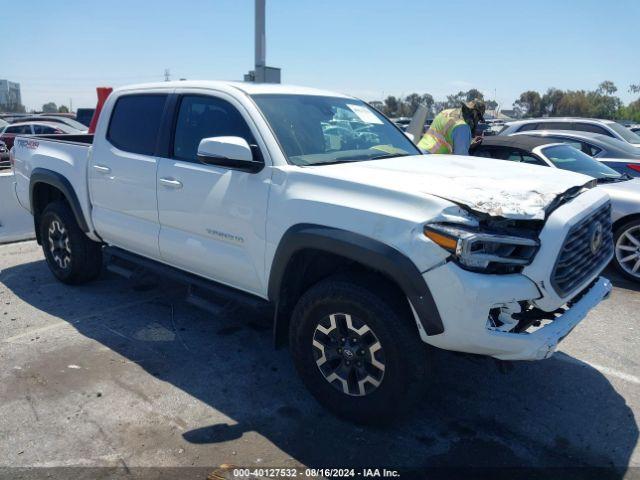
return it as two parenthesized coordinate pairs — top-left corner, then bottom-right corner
(1, 240), (638, 479)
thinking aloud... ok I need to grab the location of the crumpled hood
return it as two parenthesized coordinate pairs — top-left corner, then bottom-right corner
(312, 154), (594, 220)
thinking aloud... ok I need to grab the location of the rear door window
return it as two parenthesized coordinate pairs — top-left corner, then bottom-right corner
(33, 125), (58, 134)
(572, 122), (612, 137)
(516, 123), (538, 132)
(107, 94), (168, 155)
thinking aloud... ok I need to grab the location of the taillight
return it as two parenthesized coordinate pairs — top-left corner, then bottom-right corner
(627, 164), (640, 174)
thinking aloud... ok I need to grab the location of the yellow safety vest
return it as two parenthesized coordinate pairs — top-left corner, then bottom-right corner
(418, 109), (468, 154)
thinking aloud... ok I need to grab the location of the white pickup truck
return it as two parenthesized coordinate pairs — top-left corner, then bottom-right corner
(11, 81), (613, 423)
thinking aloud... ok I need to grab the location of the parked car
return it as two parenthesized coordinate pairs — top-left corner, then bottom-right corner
(630, 125), (640, 135)
(499, 117), (640, 147)
(511, 130), (640, 177)
(471, 135), (640, 282)
(12, 81), (613, 423)
(0, 121), (83, 149)
(12, 115), (88, 132)
(75, 108), (95, 127)
(0, 140), (8, 169)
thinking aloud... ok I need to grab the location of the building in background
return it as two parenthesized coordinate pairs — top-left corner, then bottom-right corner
(0, 80), (22, 111)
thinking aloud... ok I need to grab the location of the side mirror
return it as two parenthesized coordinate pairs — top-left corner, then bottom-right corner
(197, 136), (264, 173)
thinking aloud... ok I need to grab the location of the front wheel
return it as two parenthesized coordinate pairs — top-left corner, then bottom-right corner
(613, 219), (640, 282)
(39, 201), (103, 284)
(289, 274), (431, 424)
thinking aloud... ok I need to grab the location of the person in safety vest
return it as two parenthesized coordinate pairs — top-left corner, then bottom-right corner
(418, 99), (486, 155)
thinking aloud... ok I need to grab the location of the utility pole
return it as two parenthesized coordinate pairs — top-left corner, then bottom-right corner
(164, 69), (171, 82)
(244, 0), (280, 83)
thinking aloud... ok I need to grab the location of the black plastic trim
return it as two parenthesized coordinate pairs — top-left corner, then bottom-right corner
(268, 224), (444, 336)
(29, 168), (90, 232)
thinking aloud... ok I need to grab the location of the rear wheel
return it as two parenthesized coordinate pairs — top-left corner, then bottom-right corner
(289, 274), (431, 424)
(613, 219), (640, 282)
(39, 201), (103, 284)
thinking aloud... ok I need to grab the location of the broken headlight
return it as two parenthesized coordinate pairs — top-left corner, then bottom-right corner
(424, 223), (539, 273)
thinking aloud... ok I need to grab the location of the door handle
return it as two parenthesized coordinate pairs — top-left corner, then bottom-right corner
(93, 164), (111, 174)
(159, 177), (183, 189)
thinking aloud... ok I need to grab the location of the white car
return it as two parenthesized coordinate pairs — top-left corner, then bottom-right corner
(499, 117), (640, 148)
(11, 81), (612, 423)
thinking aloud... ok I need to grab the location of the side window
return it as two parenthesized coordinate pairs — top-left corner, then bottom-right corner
(505, 149), (546, 166)
(33, 125), (57, 134)
(583, 143), (602, 157)
(572, 122), (612, 137)
(172, 95), (256, 162)
(517, 123), (538, 132)
(540, 122), (570, 130)
(7, 125), (32, 134)
(107, 94), (168, 155)
(472, 146), (502, 159)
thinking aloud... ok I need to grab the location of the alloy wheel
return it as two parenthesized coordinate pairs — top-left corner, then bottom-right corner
(312, 313), (385, 396)
(615, 225), (640, 279)
(48, 219), (72, 269)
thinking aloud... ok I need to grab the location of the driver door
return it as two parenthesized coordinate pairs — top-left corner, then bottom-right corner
(156, 92), (271, 296)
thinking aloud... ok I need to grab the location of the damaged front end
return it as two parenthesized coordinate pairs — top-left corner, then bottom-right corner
(418, 184), (612, 361)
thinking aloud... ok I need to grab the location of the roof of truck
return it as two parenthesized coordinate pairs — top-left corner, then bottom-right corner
(115, 80), (354, 99)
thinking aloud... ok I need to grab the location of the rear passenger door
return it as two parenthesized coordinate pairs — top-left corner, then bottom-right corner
(89, 93), (170, 259)
(155, 92), (271, 296)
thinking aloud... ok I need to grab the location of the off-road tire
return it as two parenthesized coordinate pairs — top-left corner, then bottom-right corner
(39, 201), (103, 284)
(289, 273), (431, 424)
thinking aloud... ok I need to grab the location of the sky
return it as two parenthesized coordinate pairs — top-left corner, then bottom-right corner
(3, 0), (639, 112)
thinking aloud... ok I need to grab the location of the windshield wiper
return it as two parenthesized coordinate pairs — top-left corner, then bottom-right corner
(370, 153), (411, 160)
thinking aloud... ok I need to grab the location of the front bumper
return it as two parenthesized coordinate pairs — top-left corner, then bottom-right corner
(417, 262), (611, 361)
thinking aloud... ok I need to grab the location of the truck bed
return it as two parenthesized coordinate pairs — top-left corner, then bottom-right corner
(35, 133), (94, 145)
(12, 133), (96, 236)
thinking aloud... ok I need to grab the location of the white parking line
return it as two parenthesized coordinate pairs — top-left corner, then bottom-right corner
(557, 355), (640, 386)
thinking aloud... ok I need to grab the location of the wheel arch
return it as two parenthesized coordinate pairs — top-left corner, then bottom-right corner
(613, 213), (640, 234)
(268, 224), (444, 348)
(29, 168), (90, 244)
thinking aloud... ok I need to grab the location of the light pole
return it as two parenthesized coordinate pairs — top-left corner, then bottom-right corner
(244, 0), (281, 83)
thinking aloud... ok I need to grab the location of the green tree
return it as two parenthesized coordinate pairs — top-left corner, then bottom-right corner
(420, 93), (435, 116)
(514, 90), (542, 117)
(42, 102), (58, 113)
(485, 99), (498, 110)
(541, 88), (565, 116)
(597, 80), (617, 96)
(383, 96), (399, 117)
(58, 105), (69, 113)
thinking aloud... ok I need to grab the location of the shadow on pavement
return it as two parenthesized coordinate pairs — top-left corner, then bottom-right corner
(603, 265), (640, 293)
(2, 259), (637, 477)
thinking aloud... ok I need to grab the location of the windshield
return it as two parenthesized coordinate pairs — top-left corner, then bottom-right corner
(252, 94), (420, 166)
(541, 145), (622, 180)
(608, 122), (640, 143)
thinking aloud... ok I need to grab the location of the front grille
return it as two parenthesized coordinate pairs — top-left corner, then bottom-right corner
(551, 202), (613, 297)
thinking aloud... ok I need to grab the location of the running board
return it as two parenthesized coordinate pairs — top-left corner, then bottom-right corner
(103, 246), (271, 312)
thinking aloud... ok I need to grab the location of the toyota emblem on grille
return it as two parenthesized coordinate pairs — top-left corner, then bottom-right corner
(589, 221), (604, 255)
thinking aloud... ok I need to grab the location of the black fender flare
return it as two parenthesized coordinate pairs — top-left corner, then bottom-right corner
(29, 168), (90, 233)
(268, 224), (444, 342)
